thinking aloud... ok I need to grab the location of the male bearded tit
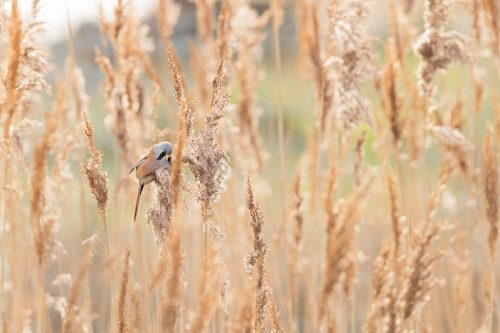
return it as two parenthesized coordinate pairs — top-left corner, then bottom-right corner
(129, 141), (173, 221)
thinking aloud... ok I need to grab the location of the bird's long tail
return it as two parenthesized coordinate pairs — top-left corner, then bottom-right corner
(133, 183), (144, 222)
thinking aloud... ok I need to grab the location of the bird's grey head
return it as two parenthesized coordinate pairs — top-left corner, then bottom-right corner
(153, 141), (173, 162)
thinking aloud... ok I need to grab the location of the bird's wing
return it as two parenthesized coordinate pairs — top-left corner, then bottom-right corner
(129, 147), (154, 174)
(129, 157), (146, 174)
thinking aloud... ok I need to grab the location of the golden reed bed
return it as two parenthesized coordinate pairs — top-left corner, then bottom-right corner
(0, 0), (499, 332)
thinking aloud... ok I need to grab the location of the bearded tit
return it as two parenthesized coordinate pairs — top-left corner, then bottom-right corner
(129, 141), (173, 221)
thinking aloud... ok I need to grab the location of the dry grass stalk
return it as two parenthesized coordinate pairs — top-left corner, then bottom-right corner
(230, 2), (270, 171)
(354, 132), (366, 187)
(149, 247), (169, 292)
(451, 237), (471, 333)
(388, 173), (402, 260)
(229, 284), (254, 333)
(164, 46), (191, 208)
(61, 254), (91, 333)
(364, 244), (392, 333)
(66, 58), (88, 120)
(483, 125), (498, 257)
(31, 85), (66, 267)
(187, 244), (223, 333)
(129, 290), (142, 332)
(382, 41), (401, 145)
(267, 288), (284, 333)
(245, 176), (268, 333)
(116, 249), (131, 333)
(471, 0), (483, 45)
(481, 0), (499, 55)
(191, 0), (217, 93)
(157, 0), (180, 40)
(81, 112), (109, 219)
(30, 84), (65, 222)
(287, 169), (304, 303)
(319, 171), (374, 325)
(450, 96), (464, 130)
(161, 209), (183, 333)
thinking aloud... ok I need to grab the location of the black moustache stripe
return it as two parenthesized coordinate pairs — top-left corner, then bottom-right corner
(157, 151), (167, 160)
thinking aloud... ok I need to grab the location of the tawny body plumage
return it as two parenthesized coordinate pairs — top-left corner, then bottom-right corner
(129, 141), (173, 221)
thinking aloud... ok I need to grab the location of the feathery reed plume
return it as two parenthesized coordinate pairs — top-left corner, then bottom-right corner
(2, 0), (21, 138)
(184, 60), (229, 230)
(413, 0), (468, 107)
(483, 125), (498, 257)
(2, 0), (49, 138)
(364, 172), (403, 333)
(245, 176), (268, 333)
(428, 124), (474, 177)
(366, 206), (445, 331)
(146, 168), (172, 246)
(325, 0), (376, 136)
(116, 249), (130, 333)
(400, 220), (444, 324)
(364, 244), (393, 333)
(398, 162), (450, 327)
(428, 125), (474, 153)
(81, 112), (108, 219)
